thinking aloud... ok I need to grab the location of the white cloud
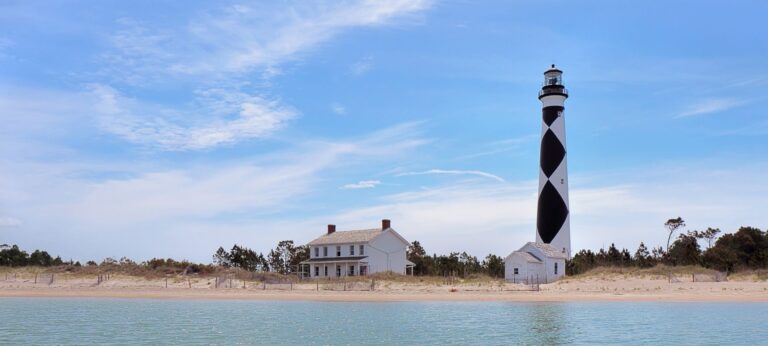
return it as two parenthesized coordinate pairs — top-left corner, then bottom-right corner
(457, 134), (538, 160)
(157, 1), (431, 75)
(349, 56), (373, 75)
(397, 169), (506, 183)
(322, 164), (768, 257)
(89, 84), (296, 151)
(341, 180), (381, 189)
(0, 37), (13, 59)
(677, 98), (747, 118)
(0, 217), (21, 227)
(91, 1), (433, 150)
(331, 102), (346, 115)
(0, 122), (428, 260)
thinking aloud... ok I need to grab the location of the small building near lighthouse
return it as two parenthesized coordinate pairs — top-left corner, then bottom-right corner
(504, 242), (567, 284)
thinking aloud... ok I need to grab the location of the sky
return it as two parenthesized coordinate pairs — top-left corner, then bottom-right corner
(1, 0), (767, 263)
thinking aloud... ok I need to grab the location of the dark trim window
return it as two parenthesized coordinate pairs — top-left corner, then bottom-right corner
(514, 268), (519, 275)
(336, 246), (341, 257)
(348, 265), (355, 276)
(323, 247), (328, 257)
(314, 247), (319, 257)
(360, 245), (364, 256)
(554, 263), (558, 275)
(350, 245), (355, 256)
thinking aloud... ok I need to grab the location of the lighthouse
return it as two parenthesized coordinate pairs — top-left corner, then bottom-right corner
(536, 64), (571, 258)
(503, 65), (571, 283)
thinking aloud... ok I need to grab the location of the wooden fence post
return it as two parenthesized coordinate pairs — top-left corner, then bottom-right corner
(34, 274), (37, 284)
(165, 277), (168, 288)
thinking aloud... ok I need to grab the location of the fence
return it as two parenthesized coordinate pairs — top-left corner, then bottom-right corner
(668, 271), (728, 283)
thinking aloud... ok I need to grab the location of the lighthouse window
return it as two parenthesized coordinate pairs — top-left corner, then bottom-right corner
(514, 268), (519, 275)
(554, 263), (558, 275)
(561, 178), (564, 184)
(545, 73), (562, 86)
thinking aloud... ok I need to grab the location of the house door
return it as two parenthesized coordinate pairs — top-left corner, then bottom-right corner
(336, 265), (341, 277)
(360, 265), (368, 276)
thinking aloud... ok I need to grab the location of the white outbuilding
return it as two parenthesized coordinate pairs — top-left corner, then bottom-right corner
(504, 242), (567, 284)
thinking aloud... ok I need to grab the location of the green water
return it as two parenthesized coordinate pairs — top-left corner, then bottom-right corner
(0, 298), (766, 345)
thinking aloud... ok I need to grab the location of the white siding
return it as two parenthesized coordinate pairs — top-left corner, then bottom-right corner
(367, 230), (408, 274)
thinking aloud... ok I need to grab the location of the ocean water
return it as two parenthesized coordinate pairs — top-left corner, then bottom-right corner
(1, 299), (767, 345)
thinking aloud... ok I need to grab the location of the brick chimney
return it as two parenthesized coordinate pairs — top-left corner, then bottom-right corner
(382, 219), (391, 230)
(327, 224), (336, 234)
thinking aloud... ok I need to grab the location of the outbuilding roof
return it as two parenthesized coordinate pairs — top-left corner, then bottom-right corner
(526, 242), (568, 259)
(307, 228), (383, 246)
(519, 252), (543, 263)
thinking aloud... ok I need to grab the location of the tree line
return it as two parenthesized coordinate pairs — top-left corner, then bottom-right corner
(406, 241), (505, 278)
(4, 218), (766, 278)
(0, 244), (67, 267)
(211, 240), (309, 275)
(568, 219), (768, 274)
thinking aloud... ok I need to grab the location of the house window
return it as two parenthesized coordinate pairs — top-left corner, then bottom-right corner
(315, 266), (319, 277)
(360, 265), (368, 276)
(554, 263), (558, 275)
(324, 266), (328, 277)
(360, 245), (364, 255)
(350, 245), (355, 256)
(336, 265), (341, 277)
(314, 247), (319, 257)
(514, 268), (519, 275)
(348, 265), (355, 276)
(323, 247), (328, 257)
(336, 246), (341, 257)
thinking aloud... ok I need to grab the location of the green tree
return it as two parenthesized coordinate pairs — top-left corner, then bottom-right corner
(633, 242), (653, 268)
(268, 249), (283, 274)
(665, 217), (686, 251)
(667, 232), (701, 266)
(212, 246), (231, 267)
(0, 245), (29, 266)
(482, 254), (504, 278)
(407, 241), (429, 275)
(701, 227), (722, 249)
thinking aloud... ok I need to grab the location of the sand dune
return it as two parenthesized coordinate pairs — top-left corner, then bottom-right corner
(1, 273), (766, 302)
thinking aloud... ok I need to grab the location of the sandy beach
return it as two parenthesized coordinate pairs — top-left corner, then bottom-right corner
(1, 272), (767, 302)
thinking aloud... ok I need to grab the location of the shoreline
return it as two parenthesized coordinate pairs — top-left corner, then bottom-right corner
(2, 288), (767, 302)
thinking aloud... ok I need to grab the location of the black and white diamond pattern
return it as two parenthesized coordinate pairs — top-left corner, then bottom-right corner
(537, 105), (570, 250)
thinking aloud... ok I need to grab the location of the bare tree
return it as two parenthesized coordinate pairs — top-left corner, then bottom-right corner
(665, 217), (685, 251)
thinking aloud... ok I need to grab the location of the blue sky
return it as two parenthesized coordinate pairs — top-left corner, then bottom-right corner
(1, 0), (767, 262)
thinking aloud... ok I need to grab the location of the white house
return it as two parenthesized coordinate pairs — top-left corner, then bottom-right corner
(301, 219), (414, 278)
(504, 242), (567, 284)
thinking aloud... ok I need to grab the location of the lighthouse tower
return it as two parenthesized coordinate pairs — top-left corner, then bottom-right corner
(536, 64), (571, 258)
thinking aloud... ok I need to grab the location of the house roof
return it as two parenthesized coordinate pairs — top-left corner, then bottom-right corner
(307, 228), (383, 246)
(526, 242), (568, 259)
